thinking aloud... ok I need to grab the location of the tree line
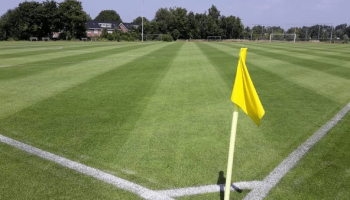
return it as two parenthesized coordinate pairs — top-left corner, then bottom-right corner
(0, 0), (89, 41)
(1, 0), (350, 42)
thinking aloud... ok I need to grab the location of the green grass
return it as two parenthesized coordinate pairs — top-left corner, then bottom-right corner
(266, 111), (350, 199)
(0, 142), (143, 200)
(0, 41), (349, 199)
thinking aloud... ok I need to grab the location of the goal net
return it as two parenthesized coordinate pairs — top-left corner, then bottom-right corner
(270, 34), (296, 43)
(207, 36), (221, 42)
(145, 34), (162, 41)
(250, 23), (334, 43)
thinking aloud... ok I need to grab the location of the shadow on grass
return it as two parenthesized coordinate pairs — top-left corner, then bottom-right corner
(217, 171), (242, 200)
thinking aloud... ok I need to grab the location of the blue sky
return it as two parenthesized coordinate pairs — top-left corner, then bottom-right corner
(1, 0), (349, 28)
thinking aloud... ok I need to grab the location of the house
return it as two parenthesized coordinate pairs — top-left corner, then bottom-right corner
(85, 21), (139, 37)
(119, 23), (139, 33)
(85, 21), (121, 37)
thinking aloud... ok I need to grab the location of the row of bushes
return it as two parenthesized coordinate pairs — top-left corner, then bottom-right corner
(99, 28), (173, 42)
(6, 29), (175, 42)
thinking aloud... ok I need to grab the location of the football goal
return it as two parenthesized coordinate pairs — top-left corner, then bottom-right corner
(207, 36), (221, 42)
(270, 33), (296, 43)
(145, 34), (162, 41)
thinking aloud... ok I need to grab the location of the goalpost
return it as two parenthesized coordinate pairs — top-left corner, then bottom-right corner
(207, 36), (221, 42)
(270, 33), (296, 43)
(145, 34), (162, 41)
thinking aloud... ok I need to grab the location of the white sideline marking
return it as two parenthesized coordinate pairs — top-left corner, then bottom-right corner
(157, 181), (262, 197)
(0, 134), (174, 200)
(244, 102), (350, 200)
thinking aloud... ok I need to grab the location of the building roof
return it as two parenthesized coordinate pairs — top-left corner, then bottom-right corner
(119, 23), (139, 31)
(86, 21), (120, 30)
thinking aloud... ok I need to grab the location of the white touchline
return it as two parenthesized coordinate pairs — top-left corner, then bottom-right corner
(0, 134), (174, 200)
(244, 102), (350, 200)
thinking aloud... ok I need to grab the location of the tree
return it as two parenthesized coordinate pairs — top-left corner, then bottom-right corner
(153, 8), (171, 33)
(221, 15), (237, 39)
(12, 1), (43, 40)
(58, 0), (88, 39)
(113, 27), (121, 41)
(0, 9), (16, 40)
(171, 29), (180, 40)
(169, 7), (188, 39)
(195, 13), (208, 39)
(342, 34), (349, 43)
(132, 16), (149, 24)
(187, 11), (200, 39)
(208, 5), (220, 23)
(335, 23), (347, 38)
(100, 27), (108, 38)
(85, 12), (92, 21)
(41, 0), (61, 37)
(94, 10), (122, 23)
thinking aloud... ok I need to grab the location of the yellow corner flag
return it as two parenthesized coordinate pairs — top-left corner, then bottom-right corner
(224, 48), (265, 200)
(231, 48), (265, 126)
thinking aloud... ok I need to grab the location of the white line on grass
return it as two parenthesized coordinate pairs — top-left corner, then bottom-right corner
(244, 102), (350, 200)
(157, 181), (262, 197)
(1, 102), (349, 199)
(0, 134), (174, 200)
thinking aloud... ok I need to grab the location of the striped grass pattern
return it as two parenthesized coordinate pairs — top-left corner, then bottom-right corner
(0, 41), (349, 199)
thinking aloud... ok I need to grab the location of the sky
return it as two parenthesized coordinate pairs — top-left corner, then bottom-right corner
(1, 0), (349, 29)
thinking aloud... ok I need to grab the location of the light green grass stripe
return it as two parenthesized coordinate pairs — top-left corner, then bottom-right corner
(286, 43), (350, 54)
(0, 42), (134, 56)
(114, 42), (232, 189)
(0, 141), (143, 200)
(207, 42), (350, 104)
(0, 42), (169, 119)
(0, 134), (174, 200)
(0, 43), (141, 67)
(245, 43), (350, 69)
(253, 43), (350, 62)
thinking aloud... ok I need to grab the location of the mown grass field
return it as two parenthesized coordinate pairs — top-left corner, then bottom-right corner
(0, 41), (349, 200)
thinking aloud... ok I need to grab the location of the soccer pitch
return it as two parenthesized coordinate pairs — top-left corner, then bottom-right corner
(0, 41), (350, 199)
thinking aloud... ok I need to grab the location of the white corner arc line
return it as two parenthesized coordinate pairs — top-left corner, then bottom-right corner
(0, 134), (174, 200)
(244, 102), (350, 200)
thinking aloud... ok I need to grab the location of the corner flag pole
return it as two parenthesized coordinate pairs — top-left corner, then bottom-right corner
(224, 104), (239, 200)
(224, 48), (265, 200)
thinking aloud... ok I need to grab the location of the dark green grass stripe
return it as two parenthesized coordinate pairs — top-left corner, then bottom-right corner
(197, 42), (341, 180)
(220, 43), (350, 80)
(248, 43), (350, 62)
(194, 42), (237, 88)
(0, 43), (183, 167)
(0, 43), (157, 80)
(0, 43), (124, 60)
